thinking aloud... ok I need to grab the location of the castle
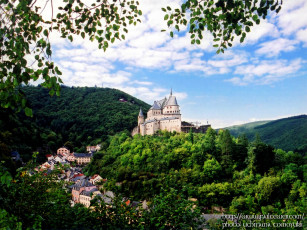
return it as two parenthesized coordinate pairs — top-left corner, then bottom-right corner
(132, 90), (211, 136)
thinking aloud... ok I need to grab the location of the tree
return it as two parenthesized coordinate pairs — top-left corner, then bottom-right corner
(1, 0), (283, 114)
(233, 134), (249, 170)
(203, 157), (222, 182)
(0, 0), (141, 115)
(247, 141), (275, 174)
(217, 129), (234, 176)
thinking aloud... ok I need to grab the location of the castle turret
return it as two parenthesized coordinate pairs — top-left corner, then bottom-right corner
(138, 108), (144, 125)
(163, 89), (180, 116)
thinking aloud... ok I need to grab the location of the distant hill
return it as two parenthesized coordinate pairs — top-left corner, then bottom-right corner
(224, 115), (307, 152)
(0, 86), (150, 161)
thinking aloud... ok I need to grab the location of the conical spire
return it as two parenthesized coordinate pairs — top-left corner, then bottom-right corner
(150, 101), (161, 110)
(170, 88), (172, 96)
(139, 108), (144, 117)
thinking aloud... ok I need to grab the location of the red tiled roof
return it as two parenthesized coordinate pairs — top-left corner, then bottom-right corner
(73, 173), (84, 178)
(125, 200), (130, 206)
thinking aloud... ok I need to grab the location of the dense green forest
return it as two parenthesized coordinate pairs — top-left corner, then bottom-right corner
(85, 129), (306, 219)
(225, 115), (307, 153)
(0, 86), (150, 161)
(1, 129), (306, 229)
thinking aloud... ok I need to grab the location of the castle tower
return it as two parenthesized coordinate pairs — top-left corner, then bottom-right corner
(138, 108), (145, 125)
(163, 89), (180, 116)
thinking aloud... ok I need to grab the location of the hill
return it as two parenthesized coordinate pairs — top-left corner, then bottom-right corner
(224, 115), (307, 152)
(0, 86), (150, 161)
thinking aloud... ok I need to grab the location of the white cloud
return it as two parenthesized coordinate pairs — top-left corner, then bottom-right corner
(228, 59), (303, 85)
(208, 51), (248, 68)
(129, 32), (170, 49)
(277, 0), (307, 35)
(256, 38), (298, 57)
(245, 21), (279, 44)
(172, 91), (188, 101)
(296, 28), (307, 47)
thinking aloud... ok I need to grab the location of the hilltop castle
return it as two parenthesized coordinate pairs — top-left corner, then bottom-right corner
(132, 90), (211, 136)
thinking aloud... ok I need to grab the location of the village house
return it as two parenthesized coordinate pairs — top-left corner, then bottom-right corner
(79, 188), (101, 208)
(57, 147), (70, 156)
(72, 179), (96, 204)
(89, 174), (103, 185)
(67, 153), (75, 162)
(46, 154), (53, 161)
(74, 153), (93, 165)
(86, 144), (101, 153)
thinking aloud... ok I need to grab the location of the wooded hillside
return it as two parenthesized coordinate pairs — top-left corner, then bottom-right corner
(0, 86), (150, 161)
(225, 115), (307, 153)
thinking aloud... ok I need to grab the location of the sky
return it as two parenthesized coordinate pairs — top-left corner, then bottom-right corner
(40, 0), (307, 128)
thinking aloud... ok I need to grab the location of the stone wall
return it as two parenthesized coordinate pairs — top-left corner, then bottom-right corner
(181, 123), (211, 134)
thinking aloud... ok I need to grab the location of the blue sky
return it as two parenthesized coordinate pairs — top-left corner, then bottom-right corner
(44, 0), (307, 128)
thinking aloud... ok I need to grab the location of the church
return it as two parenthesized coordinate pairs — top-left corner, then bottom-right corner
(132, 90), (211, 136)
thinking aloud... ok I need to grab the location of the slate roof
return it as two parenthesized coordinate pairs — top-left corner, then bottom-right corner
(149, 90), (178, 110)
(165, 95), (178, 106)
(80, 188), (99, 196)
(72, 178), (94, 189)
(150, 101), (161, 110)
(157, 97), (167, 108)
(143, 117), (179, 125)
(74, 153), (93, 158)
(160, 117), (178, 121)
(139, 108), (144, 116)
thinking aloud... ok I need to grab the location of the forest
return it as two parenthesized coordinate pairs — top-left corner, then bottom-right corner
(84, 129), (306, 228)
(1, 128), (305, 229)
(0, 86), (150, 163)
(226, 115), (307, 153)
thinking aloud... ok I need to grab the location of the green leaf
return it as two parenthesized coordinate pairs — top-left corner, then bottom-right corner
(55, 66), (62, 75)
(164, 14), (169, 20)
(167, 20), (173, 26)
(68, 35), (73, 42)
(43, 29), (48, 37)
(25, 107), (33, 117)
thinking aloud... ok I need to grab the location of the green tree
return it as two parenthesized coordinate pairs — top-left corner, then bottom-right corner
(217, 129), (234, 176)
(203, 158), (222, 182)
(1, 0), (283, 113)
(247, 141), (275, 175)
(142, 188), (202, 229)
(256, 176), (281, 205)
(233, 134), (249, 170)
